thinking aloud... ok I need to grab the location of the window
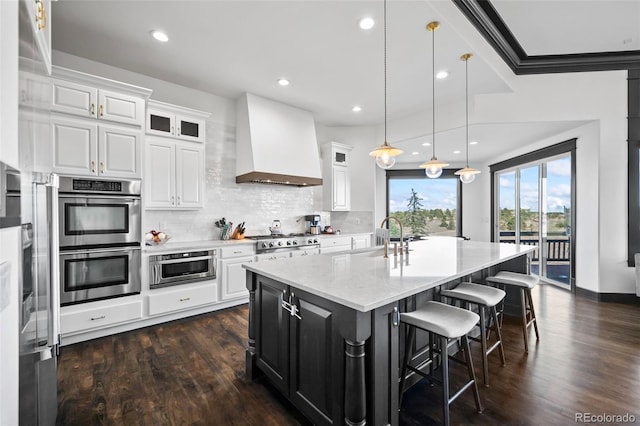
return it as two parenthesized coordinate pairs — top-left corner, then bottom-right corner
(386, 169), (462, 239)
(490, 139), (576, 289)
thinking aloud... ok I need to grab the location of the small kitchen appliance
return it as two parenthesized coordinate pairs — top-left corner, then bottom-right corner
(305, 215), (321, 235)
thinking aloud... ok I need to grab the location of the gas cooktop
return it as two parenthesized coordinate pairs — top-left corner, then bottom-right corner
(246, 234), (320, 252)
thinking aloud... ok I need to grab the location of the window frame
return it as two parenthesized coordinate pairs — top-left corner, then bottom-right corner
(385, 169), (463, 237)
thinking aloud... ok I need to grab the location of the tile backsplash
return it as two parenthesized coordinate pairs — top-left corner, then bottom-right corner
(143, 120), (330, 242)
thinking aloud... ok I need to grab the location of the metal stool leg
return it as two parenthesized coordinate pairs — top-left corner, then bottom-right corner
(399, 325), (416, 406)
(527, 289), (540, 340)
(478, 306), (489, 387)
(520, 288), (529, 352)
(491, 305), (506, 366)
(462, 335), (483, 414)
(441, 336), (450, 426)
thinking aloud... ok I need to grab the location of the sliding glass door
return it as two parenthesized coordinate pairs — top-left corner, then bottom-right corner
(494, 151), (573, 287)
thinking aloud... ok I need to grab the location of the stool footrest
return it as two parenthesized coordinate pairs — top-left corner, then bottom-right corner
(449, 379), (478, 407)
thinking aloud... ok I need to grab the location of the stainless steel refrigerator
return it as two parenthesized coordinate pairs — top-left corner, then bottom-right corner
(18, 172), (59, 426)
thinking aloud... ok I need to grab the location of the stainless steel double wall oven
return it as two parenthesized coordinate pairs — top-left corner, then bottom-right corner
(58, 177), (141, 305)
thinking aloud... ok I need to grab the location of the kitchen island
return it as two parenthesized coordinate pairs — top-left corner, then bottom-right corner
(244, 237), (535, 425)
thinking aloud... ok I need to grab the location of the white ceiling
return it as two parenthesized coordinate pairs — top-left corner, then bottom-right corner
(50, 1), (634, 165)
(491, 0), (640, 56)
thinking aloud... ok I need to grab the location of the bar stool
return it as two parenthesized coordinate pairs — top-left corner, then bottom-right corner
(439, 282), (506, 386)
(399, 301), (483, 426)
(486, 271), (540, 352)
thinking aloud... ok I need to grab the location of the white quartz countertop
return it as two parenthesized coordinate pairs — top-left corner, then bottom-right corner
(243, 237), (536, 312)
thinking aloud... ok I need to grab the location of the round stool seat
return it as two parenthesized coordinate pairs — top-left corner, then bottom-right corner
(440, 283), (506, 307)
(400, 301), (479, 338)
(486, 271), (539, 289)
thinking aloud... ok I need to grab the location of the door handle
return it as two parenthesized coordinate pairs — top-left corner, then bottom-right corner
(99, 161), (105, 173)
(91, 160), (96, 173)
(90, 103), (95, 116)
(99, 104), (104, 117)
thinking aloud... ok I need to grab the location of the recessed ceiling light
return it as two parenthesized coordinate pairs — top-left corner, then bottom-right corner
(469, 141), (478, 145)
(453, 150), (461, 154)
(411, 151), (419, 155)
(436, 71), (448, 79)
(359, 17), (375, 30)
(151, 30), (169, 42)
(422, 142), (431, 146)
(277, 78), (290, 86)
(352, 105), (362, 112)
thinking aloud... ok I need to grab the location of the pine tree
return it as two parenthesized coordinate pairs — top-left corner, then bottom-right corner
(406, 188), (427, 236)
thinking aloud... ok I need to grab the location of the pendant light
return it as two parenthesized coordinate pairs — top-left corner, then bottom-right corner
(369, 0), (403, 169)
(454, 53), (481, 184)
(420, 21), (449, 178)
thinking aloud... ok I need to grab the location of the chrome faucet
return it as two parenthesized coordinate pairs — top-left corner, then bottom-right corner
(380, 216), (407, 258)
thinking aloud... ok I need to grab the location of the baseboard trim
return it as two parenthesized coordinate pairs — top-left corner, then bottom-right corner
(576, 287), (640, 304)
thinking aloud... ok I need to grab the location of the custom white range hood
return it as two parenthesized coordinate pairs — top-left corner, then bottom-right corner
(236, 93), (322, 187)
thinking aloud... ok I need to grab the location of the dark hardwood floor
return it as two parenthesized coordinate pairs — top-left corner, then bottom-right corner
(57, 285), (640, 425)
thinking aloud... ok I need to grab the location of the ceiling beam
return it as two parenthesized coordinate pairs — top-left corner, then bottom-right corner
(453, 0), (640, 74)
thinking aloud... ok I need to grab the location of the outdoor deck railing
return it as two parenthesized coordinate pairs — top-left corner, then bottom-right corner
(499, 238), (571, 262)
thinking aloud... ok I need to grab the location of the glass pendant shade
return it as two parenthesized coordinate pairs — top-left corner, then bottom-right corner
(376, 154), (396, 169)
(455, 166), (481, 183)
(420, 157), (449, 178)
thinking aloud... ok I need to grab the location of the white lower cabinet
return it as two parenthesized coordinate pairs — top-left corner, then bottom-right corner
(148, 282), (217, 316)
(220, 256), (254, 300)
(218, 245), (256, 301)
(60, 298), (143, 335)
(319, 236), (352, 253)
(352, 234), (372, 250)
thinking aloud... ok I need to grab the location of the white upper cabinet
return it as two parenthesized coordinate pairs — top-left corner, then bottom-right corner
(52, 79), (144, 127)
(323, 142), (353, 211)
(147, 100), (208, 143)
(144, 101), (209, 210)
(145, 137), (204, 209)
(22, 0), (52, 75)
(52, 117), (141, 178)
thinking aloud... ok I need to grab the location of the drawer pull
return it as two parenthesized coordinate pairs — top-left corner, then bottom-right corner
(179, 297), (191, 302)
(233, 251), (243, 254)
(90, 315), (106, 321)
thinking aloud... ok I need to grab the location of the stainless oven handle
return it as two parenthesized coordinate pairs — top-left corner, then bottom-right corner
(61, 246), (141, 256)
(59, 194), (141, 201)
(155, 255), (214, 265)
